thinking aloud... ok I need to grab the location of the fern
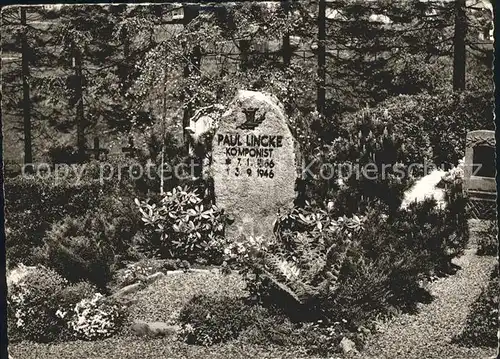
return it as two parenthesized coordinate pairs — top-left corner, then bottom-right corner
(242, 209), (364, 310)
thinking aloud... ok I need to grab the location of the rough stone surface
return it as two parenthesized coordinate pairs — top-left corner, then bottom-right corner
(340, 337), (358, 354)
(130, 320), (181, 338)
(112, 282), (143, 298)
(464, 130), (496, 220)
(144, 272), (166, 284)
(464, 130), (495, 193)
(211, 90), (298, 240)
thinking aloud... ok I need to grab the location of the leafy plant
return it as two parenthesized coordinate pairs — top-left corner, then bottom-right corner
(179, 295), (253, 346)
(135, 185), (226, 262)
(4, 174), (109, 268)
(227, 203), (365, 322)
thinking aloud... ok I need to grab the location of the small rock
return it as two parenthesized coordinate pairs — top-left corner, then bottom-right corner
(113, 282), (143, 297)
(339, 337), (358, 354)
(144, 272), (166, 284)
(130, 320), (181, 337)
(358, 325), (371, 336)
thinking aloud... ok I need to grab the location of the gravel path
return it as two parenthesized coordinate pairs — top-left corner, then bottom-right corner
(354, 249), (497, 359)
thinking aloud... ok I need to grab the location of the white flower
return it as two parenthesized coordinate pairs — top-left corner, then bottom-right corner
(276, 259), (300, 280)
(56, 309), (67, 319)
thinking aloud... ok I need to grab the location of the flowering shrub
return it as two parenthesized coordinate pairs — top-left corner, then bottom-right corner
(57, 293), (125, 341)
(135, 185), (226, 262)
(224, 234), (275, 262)
(7, 265), (68, 342)
(7, 263), (125, 342)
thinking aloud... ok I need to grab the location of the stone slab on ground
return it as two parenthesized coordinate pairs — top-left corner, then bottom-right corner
(130, 320), (181, 338)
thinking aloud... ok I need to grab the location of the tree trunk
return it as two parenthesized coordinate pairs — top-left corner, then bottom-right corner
(182, 5), (201, 152)
(182, 45), (201, 153)
(317, 0), (326, 114)
(282, 0), (291, 68)
(239, 39), (251, 72)
(282, 0), (293, 117)
(453, 0), (467, 91)
(120, 21), (130, 96)
(72, 41), (85, 157)
(161, 70), (168, 195)
(21, 8), (32, 169)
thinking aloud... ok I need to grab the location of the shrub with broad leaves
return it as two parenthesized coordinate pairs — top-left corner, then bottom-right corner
(135, 185), (226, 262)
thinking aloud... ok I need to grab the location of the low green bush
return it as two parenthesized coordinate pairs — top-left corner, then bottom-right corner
(7, 265), (69, 342)
(338, 90), (494, 168)
(4, 174), (108, 267)
(60, 293), (126, 341)
(477, 220), (498, 256)
(304, 117), (426, 212)
(395, 198), (467, 276)
(40, 215), (117, 291)
(179, 294), (362, 355)
(455, 266), (499, 347)
(228, 188), (468, 330)
(179, 295), (253, 346)
(59, 281), (97, 309)
(4, 159), (148, 268)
